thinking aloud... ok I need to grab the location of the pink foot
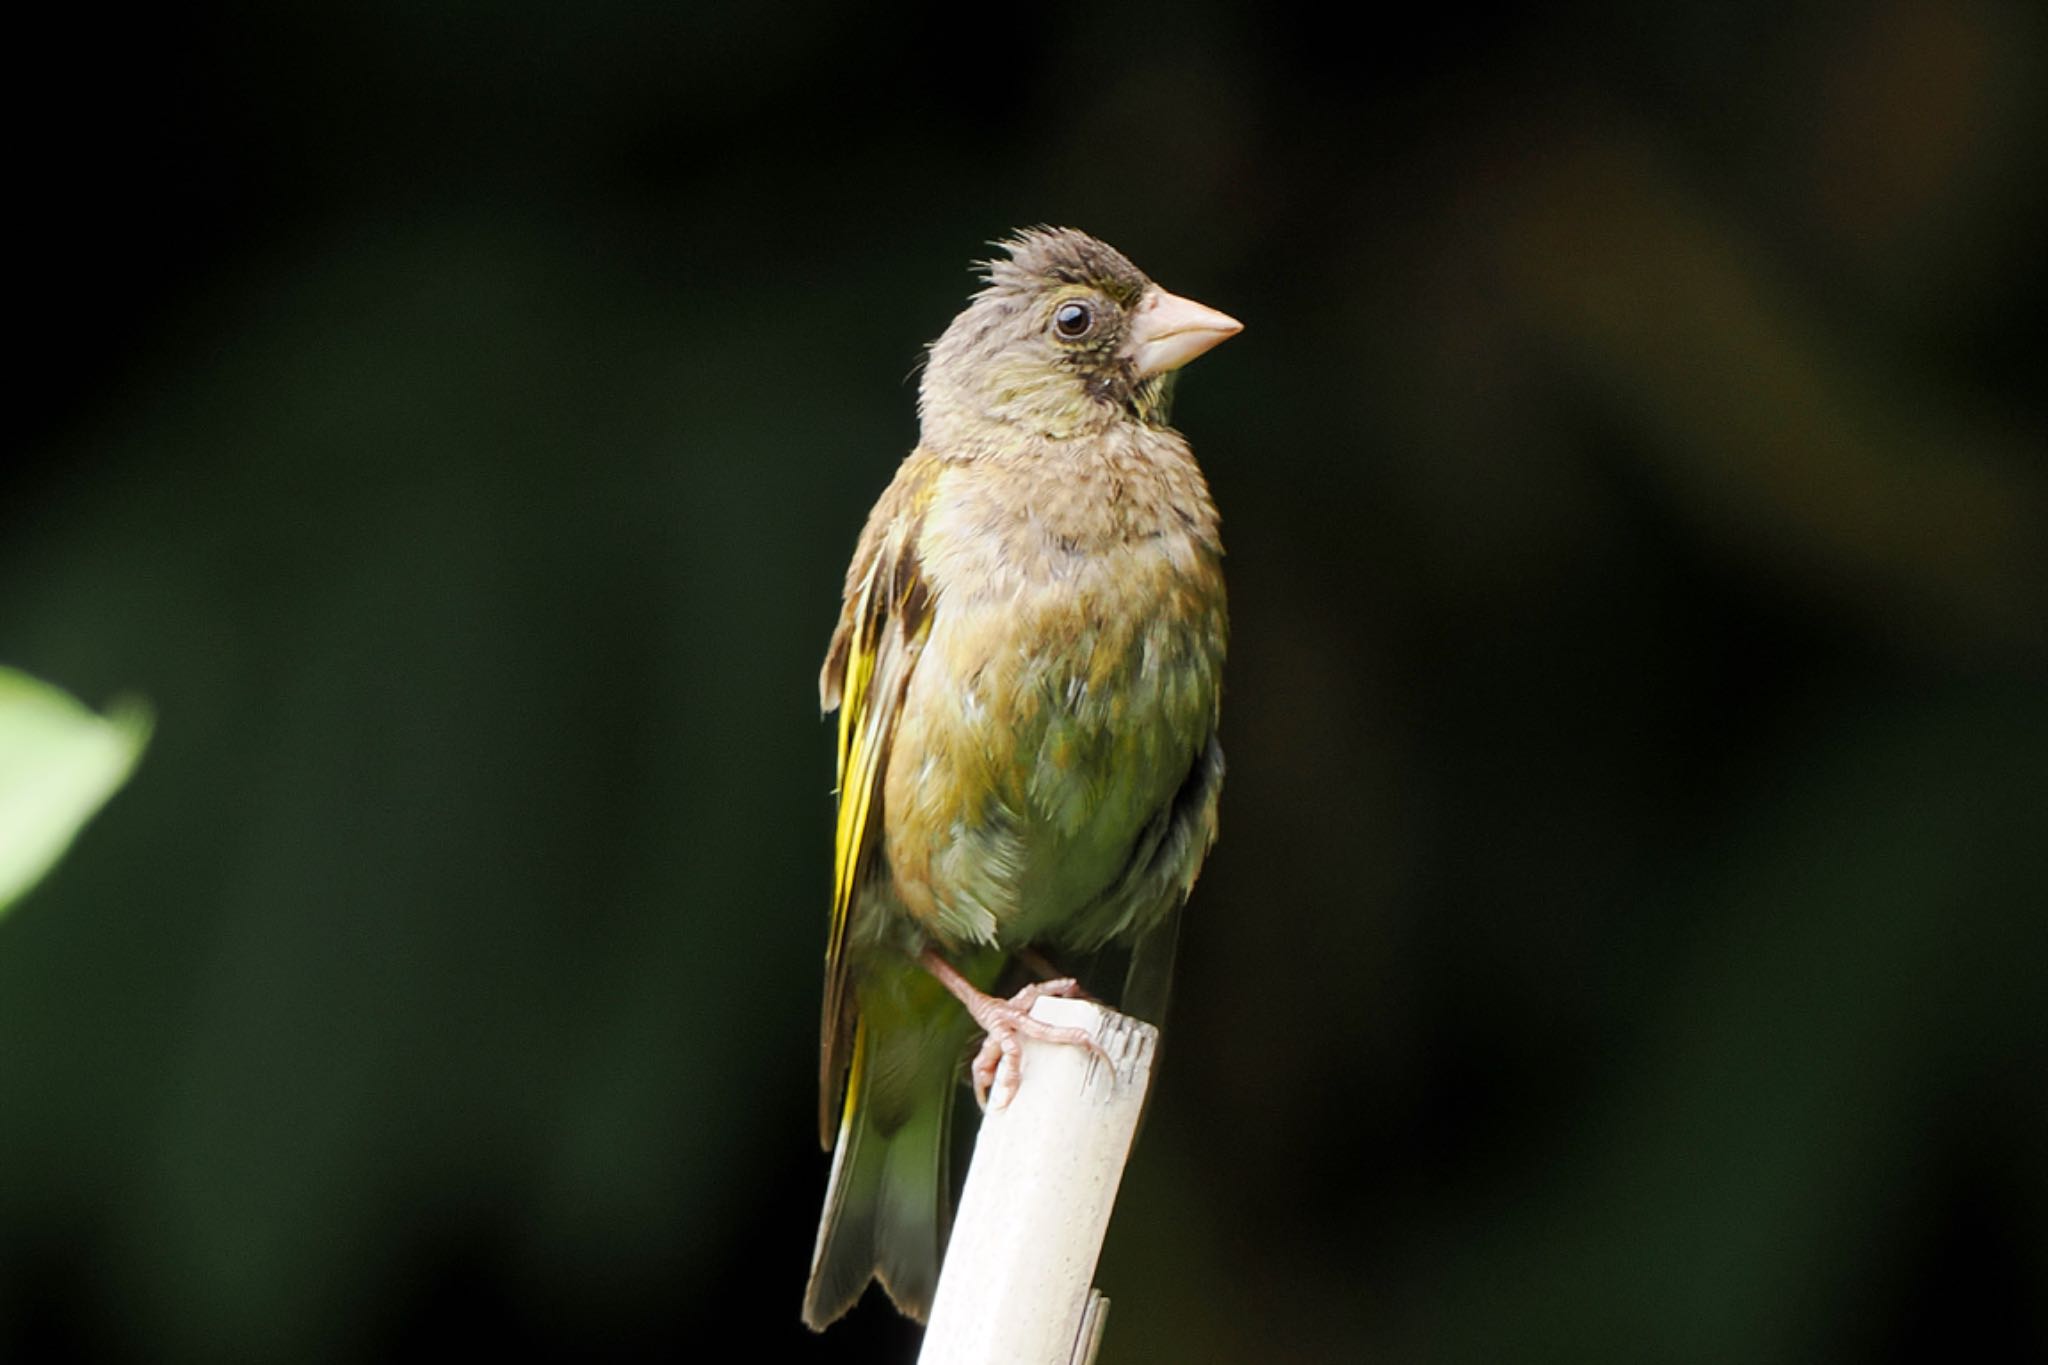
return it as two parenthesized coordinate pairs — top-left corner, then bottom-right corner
(918, 952), (1110, 1109)
(966, 977), (1099, 1110)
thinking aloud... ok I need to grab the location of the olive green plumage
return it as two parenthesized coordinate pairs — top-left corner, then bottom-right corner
(804, 227), (1236, 1330)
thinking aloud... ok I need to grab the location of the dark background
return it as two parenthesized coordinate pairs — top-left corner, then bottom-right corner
(4, 2), (2044, 1361)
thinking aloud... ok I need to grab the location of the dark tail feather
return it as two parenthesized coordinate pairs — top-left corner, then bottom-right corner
(802, 1029), (953, 1329)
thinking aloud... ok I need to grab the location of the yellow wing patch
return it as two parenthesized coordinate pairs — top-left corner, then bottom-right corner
(817, 461), (939, 1147)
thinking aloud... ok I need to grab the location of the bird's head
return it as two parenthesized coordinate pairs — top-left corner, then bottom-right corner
(919, 227), (1241, 443)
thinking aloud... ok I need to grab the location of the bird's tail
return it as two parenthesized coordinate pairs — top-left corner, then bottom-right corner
(802, 1018), (954, 1329)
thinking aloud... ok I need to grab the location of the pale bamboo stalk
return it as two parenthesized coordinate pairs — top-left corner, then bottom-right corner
(919, 998), (1158, 1365)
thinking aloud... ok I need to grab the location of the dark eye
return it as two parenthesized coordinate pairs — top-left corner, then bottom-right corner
(1052, 301), (1094, 338)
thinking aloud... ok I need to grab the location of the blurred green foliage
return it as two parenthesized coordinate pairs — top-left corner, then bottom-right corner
(3, 1), (2043, 1361)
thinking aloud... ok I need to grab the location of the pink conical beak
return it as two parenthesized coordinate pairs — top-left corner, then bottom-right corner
(1126, 286), (1243, 379)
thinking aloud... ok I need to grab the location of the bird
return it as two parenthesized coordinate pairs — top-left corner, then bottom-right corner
(804, 227), (1238, 1330)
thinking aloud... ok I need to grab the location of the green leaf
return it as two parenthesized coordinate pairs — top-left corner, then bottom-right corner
(0, 667), (152, 917)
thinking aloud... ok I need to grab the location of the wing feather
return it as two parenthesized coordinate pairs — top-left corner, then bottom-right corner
(817, 457), (939, 1147)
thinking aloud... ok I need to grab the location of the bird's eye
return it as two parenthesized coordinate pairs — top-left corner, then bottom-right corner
(1052, 301), (1094, 339)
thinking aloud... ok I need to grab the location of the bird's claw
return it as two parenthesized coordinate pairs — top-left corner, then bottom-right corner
(966, 977), (1110, 1110)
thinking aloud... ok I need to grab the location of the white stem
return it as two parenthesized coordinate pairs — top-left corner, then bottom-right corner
(919, 998), (1158, 1365)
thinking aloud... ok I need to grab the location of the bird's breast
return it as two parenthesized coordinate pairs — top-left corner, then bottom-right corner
(880, 443), (1226, 950)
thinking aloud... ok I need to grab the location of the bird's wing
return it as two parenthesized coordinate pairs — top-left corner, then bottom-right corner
(816, 455), (940, 1148)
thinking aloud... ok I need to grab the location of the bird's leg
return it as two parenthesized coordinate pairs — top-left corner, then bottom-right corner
(917, 948), (1109, 1110)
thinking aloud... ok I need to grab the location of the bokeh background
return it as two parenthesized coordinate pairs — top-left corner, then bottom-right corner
(4, 1), (2044, 1360)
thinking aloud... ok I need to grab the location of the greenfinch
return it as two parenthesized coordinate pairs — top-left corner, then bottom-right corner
(804, 227), (1239, 1329)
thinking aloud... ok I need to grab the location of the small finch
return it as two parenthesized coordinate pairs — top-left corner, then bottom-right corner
(804, 227), (1239, 1329)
